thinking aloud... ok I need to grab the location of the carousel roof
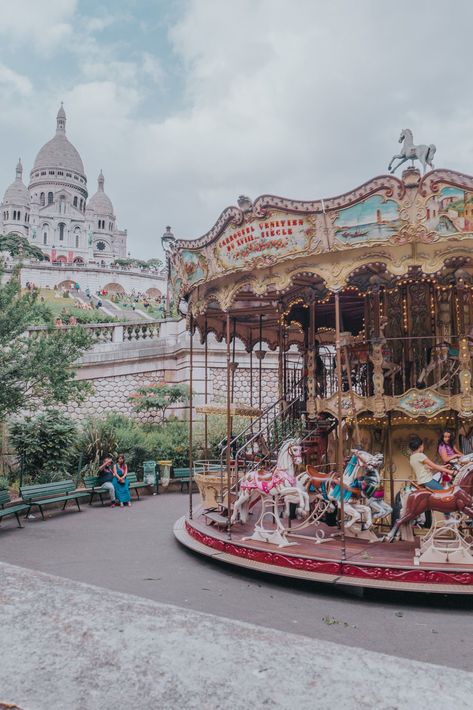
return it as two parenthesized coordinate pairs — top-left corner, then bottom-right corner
(170, 167), (473, 307)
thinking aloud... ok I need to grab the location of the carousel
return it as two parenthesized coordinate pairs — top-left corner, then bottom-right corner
(170, 131), (473, 594)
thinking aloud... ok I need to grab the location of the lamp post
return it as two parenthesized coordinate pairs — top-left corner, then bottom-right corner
(161, 226), (175, 317)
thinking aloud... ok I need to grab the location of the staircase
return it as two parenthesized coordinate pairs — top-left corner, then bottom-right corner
(218, 376), (335, 478)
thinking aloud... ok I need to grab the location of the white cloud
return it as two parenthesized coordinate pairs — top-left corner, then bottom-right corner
(0, 64), (32, 96)
(3, 0), (473, 260)
(0, 0), (77, 52)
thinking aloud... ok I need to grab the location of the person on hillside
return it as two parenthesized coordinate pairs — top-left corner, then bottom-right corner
(113, 453), (131, 507)
(97, 456), (117, 507)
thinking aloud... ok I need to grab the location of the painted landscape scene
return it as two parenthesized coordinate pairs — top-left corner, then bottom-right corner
(426, 185), (473, 235)
(334, 194), (402, 243)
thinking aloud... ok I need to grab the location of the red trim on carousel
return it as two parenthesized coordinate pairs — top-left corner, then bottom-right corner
(185, 520), (473, 587)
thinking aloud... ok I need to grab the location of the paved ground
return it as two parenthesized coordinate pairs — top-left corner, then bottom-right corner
(0, 492), (472, 672)
(1, 561), (473, 710)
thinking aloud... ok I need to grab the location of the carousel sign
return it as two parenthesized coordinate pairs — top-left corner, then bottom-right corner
(214, 211), (317, 269)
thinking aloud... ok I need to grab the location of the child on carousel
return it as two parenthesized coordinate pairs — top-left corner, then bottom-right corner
(409, 435), (452, 490)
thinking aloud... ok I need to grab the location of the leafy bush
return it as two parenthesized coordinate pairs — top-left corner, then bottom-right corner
(75, 416), (118, 467)
(0, 475), (9, 490)
(9, 410), (78, 482)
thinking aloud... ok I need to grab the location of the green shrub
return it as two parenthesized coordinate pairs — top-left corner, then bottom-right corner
(75, 416), (117, 467)
(0, 475), (9, 490)
(9, 410), (78, 482)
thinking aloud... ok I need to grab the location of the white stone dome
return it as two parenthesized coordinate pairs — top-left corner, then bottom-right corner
(32, 104), (85, 176)
(87, 171), (114, 215)
(2, 159), (29, 206)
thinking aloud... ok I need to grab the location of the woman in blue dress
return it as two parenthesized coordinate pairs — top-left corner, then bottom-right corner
(113, 454), (131, 507)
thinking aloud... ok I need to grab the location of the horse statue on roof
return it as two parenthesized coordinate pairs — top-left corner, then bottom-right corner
(388, 129), (436, 175)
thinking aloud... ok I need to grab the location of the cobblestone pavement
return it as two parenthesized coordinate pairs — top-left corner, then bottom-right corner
(0, 492), (472, 673)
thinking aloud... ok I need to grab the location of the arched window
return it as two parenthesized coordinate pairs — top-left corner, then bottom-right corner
(48, 192), (53, 205)
(73, 196), (78, 208)
(58, 223), (65, 241)
(75, 232), (80, 248)
(80, 199), (83, 210)
(13, 210), (16, 220)
(40, 193), (45, 206)
(17, 212), (21, 221)
(59, 196), (65, 214)
(43, 232), (48, 245)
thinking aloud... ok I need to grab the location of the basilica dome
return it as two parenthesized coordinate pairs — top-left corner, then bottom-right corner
(32, 104), (85, 176)
(2, 159), (29, 206)
(87, 171), (114, 215)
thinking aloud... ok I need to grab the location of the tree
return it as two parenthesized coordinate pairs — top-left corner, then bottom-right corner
(0, 233), (45, 261)
(0, 265), (93, 422)
(146, 258), (163, 271)
(10, 410), (78, 482)
(129, 382), (190, 422)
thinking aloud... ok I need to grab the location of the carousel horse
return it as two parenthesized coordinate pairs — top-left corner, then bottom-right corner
(231, 438), (309, 525)
(302, 450), (384, 530)
(329, 450), (384, 530)
(416, 341), (459, 389)
(386, 455), (473, 542)
(388, 128), (436, 174)
(361, 460), (392, 522)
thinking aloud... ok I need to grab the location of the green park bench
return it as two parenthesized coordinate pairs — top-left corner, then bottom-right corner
(0, 490), (29, 529)
(84, 473), (151, 505)
(171, 468), (192, 492)
(83, 476), (112, 506)
(127, 472), (152, 499)
(20, 480), (90, 520)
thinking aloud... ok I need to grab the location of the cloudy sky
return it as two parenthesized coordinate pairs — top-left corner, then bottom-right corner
(0, 0), (472, 259)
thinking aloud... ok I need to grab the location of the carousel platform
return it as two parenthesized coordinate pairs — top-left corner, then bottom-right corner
(174, 506), (473, 595)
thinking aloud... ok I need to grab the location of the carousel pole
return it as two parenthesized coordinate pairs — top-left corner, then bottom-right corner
(226, 312), (232, 538)
(204, 317), (208, 462)
(258, 314), (263, 413)
(188, 313), (194, 520)
(343, 345), (361, 447)
(387, 411), (395, 515)
(335, 292), (347, 561)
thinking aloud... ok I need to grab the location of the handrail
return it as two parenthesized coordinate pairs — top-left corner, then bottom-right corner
(217, 373), (305, 454)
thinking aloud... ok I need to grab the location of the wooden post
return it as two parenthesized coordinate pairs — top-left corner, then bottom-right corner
(335, 292), (346, 561)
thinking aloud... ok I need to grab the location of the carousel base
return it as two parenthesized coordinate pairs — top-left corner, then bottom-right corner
(174, 507), (473, 595)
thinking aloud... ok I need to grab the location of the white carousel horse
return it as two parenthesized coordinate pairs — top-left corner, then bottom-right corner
(329, 450), (384, 530)
(388, 128), (436, 175)
(358, 452), (392, 522)
(416, 341), (459, 389)
(231, 438), (309, 525)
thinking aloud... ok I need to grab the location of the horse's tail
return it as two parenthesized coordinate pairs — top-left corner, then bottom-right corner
(427, 144), (436, 164)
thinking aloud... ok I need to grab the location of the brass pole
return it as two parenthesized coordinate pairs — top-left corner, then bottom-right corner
(387, 412), (395, 516)
(335, 292), (346, 561)
(188, 313), (194, 519)
(226, 312), (232, 538)
(258, 314), (263, 413)
(204, 317), (208, 462)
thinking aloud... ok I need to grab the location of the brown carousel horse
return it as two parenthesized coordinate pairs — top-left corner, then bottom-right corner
(386, 459), (473, 542)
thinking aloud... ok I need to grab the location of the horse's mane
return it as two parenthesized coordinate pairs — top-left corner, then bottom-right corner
(455, 462), (473, 488)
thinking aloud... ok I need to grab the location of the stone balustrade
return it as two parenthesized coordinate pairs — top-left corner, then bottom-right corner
(27, 319), (162, 344)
